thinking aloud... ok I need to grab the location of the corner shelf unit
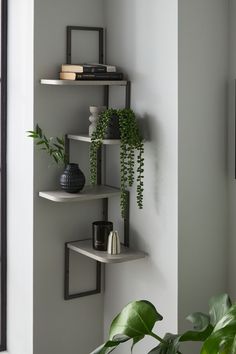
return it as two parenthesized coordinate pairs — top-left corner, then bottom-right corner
(39, 77), (146, 300)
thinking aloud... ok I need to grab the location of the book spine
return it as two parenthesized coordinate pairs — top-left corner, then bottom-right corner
(75, 73), (123, 80)
(83, 66), (106, 73)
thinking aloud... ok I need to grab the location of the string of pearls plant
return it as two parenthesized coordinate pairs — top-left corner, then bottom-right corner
(90, 108), (144, 218)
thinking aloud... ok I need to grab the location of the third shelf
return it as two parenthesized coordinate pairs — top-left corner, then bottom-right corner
(68, 239), (147, 264)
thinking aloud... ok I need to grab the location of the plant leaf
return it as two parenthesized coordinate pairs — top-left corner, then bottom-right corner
(179, 313), (213, 342)
(109, 300), (163, 340)
(209, 294), (232, 326)
(148, 334), (180, 354)
(90, 335), (130, 354)
(201, 304), (236, 354)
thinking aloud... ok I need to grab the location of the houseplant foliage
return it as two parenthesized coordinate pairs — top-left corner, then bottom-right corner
(90, 108), (144, 218)
(91, 294), (236, 354)
(27, 124), (68, 165)
(27, 125), (85, 193)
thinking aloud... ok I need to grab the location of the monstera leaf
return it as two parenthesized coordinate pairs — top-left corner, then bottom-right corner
(179, 312), (213, 342)
(201, 304), (236, 354)
(91, 300), (163, 354)
(209, 294), (232, 326)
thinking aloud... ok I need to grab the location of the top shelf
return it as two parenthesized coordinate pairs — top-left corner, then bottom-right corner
(40, 79), (128, 86)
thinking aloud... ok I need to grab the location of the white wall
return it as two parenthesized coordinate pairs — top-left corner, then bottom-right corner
(7, 0), (34, 353)
(178, 0), (229, 352)
(104, 1), (179, 353)
(228, 0), (236, 298)
(33, 1), (105, 354)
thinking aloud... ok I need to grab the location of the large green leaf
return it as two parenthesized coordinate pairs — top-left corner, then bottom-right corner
(179, 312), (213, 342)
(90, 336), (129, 354)
(201, 304), (236, 354)
(91, 301), (163, 354)
(109, 300), (163, 340)
(148, 334), (180, 354)
(209, 294), (232, 326)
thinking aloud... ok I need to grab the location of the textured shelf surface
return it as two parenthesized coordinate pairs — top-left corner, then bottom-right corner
(40, 79), (128, 86)
(68, 134), (121, 145)
(39, 185), (120, 202)
(68, 240), (147, 264)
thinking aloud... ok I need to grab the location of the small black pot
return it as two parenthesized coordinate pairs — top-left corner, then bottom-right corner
(104, 114), (121, 139)
(60, 163), (85, 193)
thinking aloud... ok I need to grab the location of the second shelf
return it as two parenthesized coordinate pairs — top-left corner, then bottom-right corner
(67, 134), (121, 145)
(39, 185), (120, 203)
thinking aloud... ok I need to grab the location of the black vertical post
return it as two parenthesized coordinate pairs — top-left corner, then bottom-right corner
(125, 81), (131, 109)
(64, 244), (70, 300)
(64, 134), (70, 166)
(124, 191), (130, 247)
(104, 86), (109, 108)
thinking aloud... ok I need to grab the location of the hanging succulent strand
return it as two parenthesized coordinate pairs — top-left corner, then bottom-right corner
(89, 108), (144, 218)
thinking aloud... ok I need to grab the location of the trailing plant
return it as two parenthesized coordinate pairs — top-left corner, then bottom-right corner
(90, 108), (144, 218)
(27, 125), (68, 165)
(91, 293), (236, 354)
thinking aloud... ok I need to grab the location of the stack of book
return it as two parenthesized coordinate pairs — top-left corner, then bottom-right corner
(59, 63), (124, 81)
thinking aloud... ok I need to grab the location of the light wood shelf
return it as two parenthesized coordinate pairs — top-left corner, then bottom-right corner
(67, 134), (121, 145)
(39, 185), (120, 203)
(40, 79), (128, 86)
(68, 239), (146, 264)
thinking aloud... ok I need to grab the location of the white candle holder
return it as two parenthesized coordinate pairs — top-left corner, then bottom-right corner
(89, 106), (106, 137)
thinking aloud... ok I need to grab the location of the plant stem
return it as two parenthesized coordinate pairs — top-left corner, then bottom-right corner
(150, 332), (166, 344)
(149, 332), (182, 354)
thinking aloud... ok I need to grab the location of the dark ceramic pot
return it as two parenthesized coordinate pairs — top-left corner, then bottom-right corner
(60, 163), (85, 193)
(104, 114), (121, 139)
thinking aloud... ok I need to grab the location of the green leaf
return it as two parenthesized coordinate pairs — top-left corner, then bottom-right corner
(109, 300), (163, 340)
(90, 342), (118, 354)
(56, 137), (64, 145)
(148, 334), (180, 354)
(209, 294), (232, 326)
(201, 304), (236, 354)
(36, 140), (45, 145)
(90, 335), (130, 354)
(36, 124), (42, 137)
(179, 313), (213, 342)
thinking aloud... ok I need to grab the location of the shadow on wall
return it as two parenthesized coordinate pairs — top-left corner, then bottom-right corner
(138, 113), (161, 213)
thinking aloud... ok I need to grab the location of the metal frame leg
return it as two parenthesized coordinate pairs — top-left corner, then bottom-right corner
(64, 242), (102, 300)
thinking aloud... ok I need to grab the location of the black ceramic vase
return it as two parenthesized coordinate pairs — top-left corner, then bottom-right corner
(104, 114), (121, 139)
(60, 163), (85, 193)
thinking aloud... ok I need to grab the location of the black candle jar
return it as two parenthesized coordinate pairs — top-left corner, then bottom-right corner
(92, 221), (113, 251)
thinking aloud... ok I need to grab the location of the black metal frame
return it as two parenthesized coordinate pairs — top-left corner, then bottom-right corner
(63, 28), (131, 299)
(66, 26), (104, 65)
(0, 0), (7, 349)
(64, 243), (101, 300)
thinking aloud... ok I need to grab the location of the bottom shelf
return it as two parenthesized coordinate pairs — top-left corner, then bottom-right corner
(67, 239), (147, 264)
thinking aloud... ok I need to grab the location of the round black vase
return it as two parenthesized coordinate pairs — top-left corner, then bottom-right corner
(104, 114), (121, 139)
(60, 163), (85, 193)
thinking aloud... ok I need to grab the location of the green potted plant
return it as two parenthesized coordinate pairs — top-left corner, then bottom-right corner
(91, 293), (236, 354)
(27, 125), (85, 193)
(90, 108), (144, 218)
